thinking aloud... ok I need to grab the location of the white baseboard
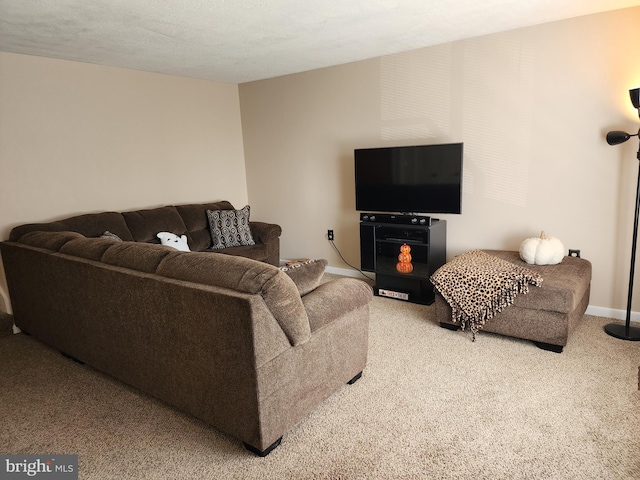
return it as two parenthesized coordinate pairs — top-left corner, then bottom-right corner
(325, 265), (371, 279)
(586, 305), (640, 322)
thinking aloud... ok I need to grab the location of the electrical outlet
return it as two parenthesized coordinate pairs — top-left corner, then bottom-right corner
(327, 229), (334, 241)
(568, 249), (581, 258)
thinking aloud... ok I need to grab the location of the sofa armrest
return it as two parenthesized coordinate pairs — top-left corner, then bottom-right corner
(250, 222), (282, 245)
(301, 278), (373, 332)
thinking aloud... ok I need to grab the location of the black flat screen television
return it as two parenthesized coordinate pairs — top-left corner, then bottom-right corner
(355, 143), (463, 214)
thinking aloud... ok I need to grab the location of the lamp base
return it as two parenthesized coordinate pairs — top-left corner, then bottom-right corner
(604, 322), (640, 341)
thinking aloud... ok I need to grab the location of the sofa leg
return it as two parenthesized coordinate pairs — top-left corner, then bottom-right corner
(243, 437), (282, 457)
(439, 322), (461, 331)
(347, 371), (363, 385)
(534, 341), (563, 353)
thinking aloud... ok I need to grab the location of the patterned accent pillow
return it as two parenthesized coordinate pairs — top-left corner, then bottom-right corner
(280, 259), (328, 296)
(207, 205), (255, 249)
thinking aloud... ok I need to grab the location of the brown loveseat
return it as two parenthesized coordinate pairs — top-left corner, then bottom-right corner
(1, 204), (373, 456)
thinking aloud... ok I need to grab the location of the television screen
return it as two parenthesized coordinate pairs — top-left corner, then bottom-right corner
(355, 143), (463, 214)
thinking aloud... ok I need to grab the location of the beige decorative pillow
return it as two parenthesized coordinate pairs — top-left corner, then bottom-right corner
(280, 259), (328, 296)
(100, 231), (123, 242)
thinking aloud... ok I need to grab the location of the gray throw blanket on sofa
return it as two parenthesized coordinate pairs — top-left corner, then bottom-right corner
(430, 250), (543, 340)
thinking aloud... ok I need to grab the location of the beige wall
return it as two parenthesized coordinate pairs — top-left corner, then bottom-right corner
(0, 52), (248, 312)
(2, 8), (640, 317)
(240, 7), (640, 315)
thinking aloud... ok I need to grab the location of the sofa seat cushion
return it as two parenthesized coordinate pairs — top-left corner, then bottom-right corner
(216, 243), (269, 262)
(302, 278), (373, 332)
(482, 250), (591, 314)
(122, 206), (189, 245)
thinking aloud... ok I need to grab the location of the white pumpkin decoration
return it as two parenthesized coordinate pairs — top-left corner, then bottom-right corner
(519, 231), (565, 265)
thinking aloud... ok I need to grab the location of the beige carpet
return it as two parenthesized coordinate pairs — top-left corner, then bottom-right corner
(2, 291), (639, 479)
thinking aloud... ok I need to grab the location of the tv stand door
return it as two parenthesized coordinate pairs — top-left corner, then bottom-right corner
(360, 223), (376, 271)
(359, 219), (446, 305)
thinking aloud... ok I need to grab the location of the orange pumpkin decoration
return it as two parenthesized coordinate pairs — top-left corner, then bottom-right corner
(396, 243), (413, 273)
(396, 262), (413, 274)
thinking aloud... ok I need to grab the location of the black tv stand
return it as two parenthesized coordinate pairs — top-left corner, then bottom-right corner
(359, 214), (446, 305)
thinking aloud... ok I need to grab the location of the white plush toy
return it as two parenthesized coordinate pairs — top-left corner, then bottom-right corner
(157, 232), (190, 252)
(519, 231), (565, 265)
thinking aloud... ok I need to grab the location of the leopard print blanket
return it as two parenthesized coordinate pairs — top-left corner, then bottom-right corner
(430, 250), (543, 341)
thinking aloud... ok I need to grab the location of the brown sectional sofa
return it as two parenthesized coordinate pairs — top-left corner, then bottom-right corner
(436, 250), (592, 353)
(1, 202), (373, 456)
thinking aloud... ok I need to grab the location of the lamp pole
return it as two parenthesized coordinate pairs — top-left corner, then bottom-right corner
(604, 88), (640, 341)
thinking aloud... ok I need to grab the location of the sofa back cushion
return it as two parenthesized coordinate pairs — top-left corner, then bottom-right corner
(17, 232), (178, 274)
(9, 212), (134, 242)
(101, 242), (179, 273)
(157, 252), (311, 346)
(11, 230), (304, 345)
(17, 231), (86, 251)
(175, 201), (235, 251)
(122, 206), (189, 245)
(59, 237), (123, 261)
(8, 202), (259, 255)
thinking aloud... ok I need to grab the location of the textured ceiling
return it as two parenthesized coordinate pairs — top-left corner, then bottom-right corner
(1, 0), (639, 84)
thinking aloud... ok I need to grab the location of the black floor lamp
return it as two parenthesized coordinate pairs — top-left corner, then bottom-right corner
(604, 87), (640, 341)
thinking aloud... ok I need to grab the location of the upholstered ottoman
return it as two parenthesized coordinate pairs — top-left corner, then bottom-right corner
(435, 250), (592, 352)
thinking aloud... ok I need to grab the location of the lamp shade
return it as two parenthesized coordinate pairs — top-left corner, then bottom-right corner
(606, 130), (631, 145)
(631, 88), (640, 109)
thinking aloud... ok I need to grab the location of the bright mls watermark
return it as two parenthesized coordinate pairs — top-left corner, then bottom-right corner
(1, 455), (77, 479)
